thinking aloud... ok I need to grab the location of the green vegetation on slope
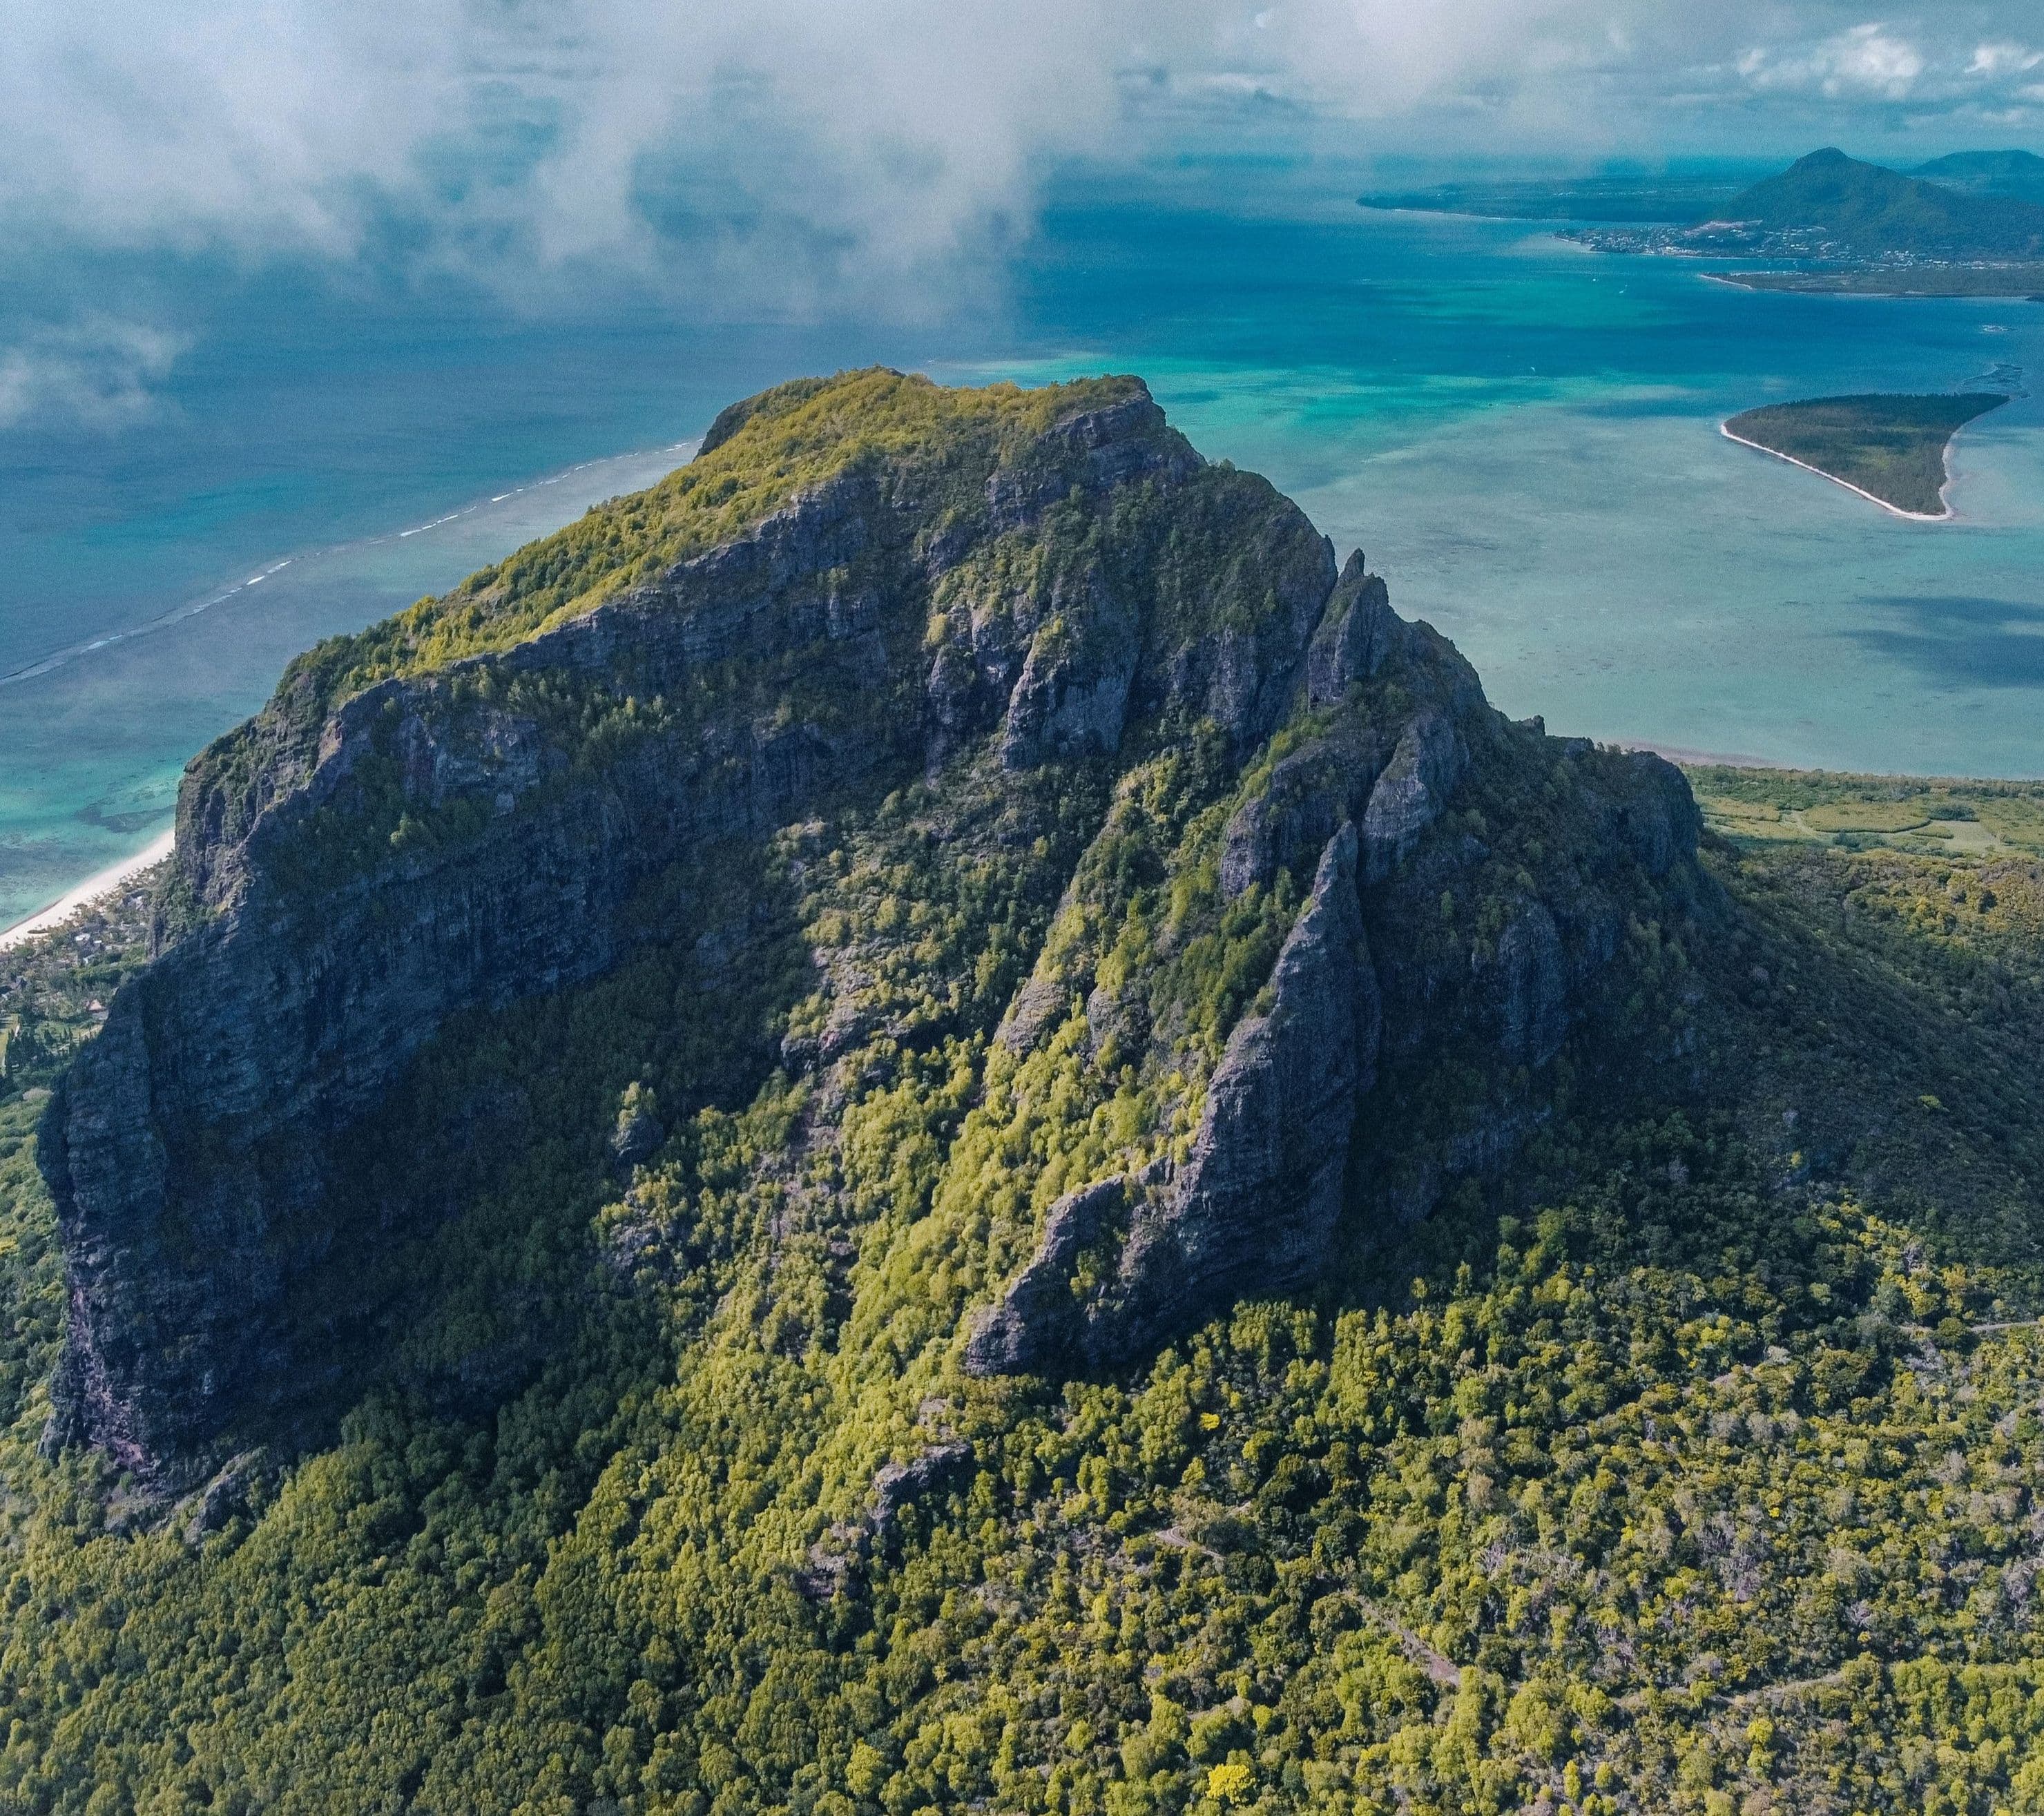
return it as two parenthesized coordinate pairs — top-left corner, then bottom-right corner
(1722, 394), (2009, 517)
(11, 744), (2044, 1811)
(282, 369), (1153, 718)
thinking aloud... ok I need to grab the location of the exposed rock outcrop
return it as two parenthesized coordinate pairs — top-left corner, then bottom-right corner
(1361, 711), (1467, 883)
(963, 583), (1715, 1378)
(963, 1179), (1129, 1375)
(968, 824), (1377, 1374)
(41, 369), (1715, 1489)
(869, 1441), (974, 1534)
(998, 577), (1140, 769)
(41, 372), (1345, 1491)
(610, 1084), (664, 1172)
(1306, 550), (1400, 706)
(1129, 822), (1377, 1347)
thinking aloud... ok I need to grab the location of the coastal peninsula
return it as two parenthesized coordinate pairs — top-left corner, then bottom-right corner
(1560, 148), (2044, 297)
(1722, 392), (2009, 518)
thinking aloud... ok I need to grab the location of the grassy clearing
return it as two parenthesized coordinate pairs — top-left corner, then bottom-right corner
(1685, 764), (2044, 858)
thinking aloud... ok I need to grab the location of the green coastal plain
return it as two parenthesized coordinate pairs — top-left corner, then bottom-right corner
(1688, 766), (2044, 858)
(1723, 393), (2010, 516)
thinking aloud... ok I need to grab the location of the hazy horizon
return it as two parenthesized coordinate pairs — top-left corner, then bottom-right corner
(4, 6), (2043, 433)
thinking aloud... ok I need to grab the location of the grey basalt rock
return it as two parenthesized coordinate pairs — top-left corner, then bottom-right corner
(1485, 900), (1570, 1066)
(1614, 749), (1703, 876)
(1360, 711), (1467, 884)
(963, 619), (1717, 1378)
(967, 824), (1378, 1376)
(1307, 551), (1402, 707)
(1109, 826), (1376, 1359)
(985, 389), (1199, 531)
(41, 374), (1719, 1488)
(999, 577), (1140, 769)
(963, 1179), (1127, 1375)
(41, 377), (1349, 1492)
(1153, 517), (1338, 753)
(1219, 732), (1391, 902)
(995, 973), (1070, 1058)
(869, 1440), (974, 1533)
(610, 1088), (664, 1172)
(1222, 567), (1482, 905)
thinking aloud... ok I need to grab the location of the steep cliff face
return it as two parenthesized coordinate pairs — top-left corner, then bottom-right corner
(41, 369), (1715, 1490)
(967, 824), (1376, 1375)
(959, 555), (1708, 1379)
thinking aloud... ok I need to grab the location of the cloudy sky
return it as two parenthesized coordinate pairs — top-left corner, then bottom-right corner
(1, 1), (2041, 397)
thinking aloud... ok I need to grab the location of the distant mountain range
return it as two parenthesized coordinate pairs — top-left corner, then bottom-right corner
(1363, 147), (2044, 267)
(1716, 148), (2044, 260)
(1911, 149), (2044, 207)
(1355, 169), (1754, 224)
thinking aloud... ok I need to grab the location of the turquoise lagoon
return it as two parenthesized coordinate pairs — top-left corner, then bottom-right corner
(3, 164), (2042, 926)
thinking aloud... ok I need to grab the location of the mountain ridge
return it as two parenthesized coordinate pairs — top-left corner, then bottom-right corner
(1912, 148), (2044, 206)
(40, 369), (1707, 1494)
(15, 373), (2044, 1813)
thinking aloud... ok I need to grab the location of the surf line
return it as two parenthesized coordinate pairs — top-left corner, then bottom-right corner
(1719, 423), (1954, 523)
(1, 438), (704, 690)
(399, 508), (474, 538)
(0, 560), (298, 688)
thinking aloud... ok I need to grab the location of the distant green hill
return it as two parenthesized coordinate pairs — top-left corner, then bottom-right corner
(1912, 149), (2044, 207)
(1719, 147), (2044, 259)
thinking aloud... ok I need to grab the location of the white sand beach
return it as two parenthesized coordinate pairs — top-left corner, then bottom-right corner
(1719, 421), (1954, 522)
(0, 827), (175, 952)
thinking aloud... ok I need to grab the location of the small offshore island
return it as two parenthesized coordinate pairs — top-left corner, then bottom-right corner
(1722, 392), (2009, 518)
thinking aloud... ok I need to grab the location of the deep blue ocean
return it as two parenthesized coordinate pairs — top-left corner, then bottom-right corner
(5, 160), (2042, 927)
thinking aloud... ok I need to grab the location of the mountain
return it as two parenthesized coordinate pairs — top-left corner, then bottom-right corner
(10, 371), (2044, 1811)
(1913, 148), (2044, 207)
(1715, 146), (2044, 259)
(37, 367), (1706, 1489)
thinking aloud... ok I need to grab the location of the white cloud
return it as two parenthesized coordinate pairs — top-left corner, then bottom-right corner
(1, 1), (2041, 311)
(1969, 41), (2043, 77)
(0, 319), (188, 430)
(1739, 23), (1925, 100)
(3, 0), (1657, 301)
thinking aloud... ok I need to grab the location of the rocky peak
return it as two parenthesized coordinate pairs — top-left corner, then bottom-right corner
(39, 371), (1714, 1491)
